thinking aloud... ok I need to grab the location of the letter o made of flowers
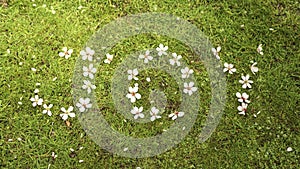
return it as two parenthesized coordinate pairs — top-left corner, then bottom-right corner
(72, 13), (227, 158)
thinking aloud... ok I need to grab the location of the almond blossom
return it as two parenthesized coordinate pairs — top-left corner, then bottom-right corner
(212, 46), (221, 60)
(80, 47), (95, 61)
(181, 67), (194, 79)
(127, 69), (139, 80)
(169, 111), (184, 120)
(169, 53), (182, 66)
(156, 44), (168, 56)
(239, 74), (253, 89)
(30, 95), (43, 107)
(42, 104), (53, 116)
(183, 82), (197, 95)
(126, 84), (141, 103)
(236, 92), (250, 103)
(250, 62), (259, 74)
(104, 53), (113, 64)
(149, 107), (161, 121)
(237, 103), (248, 115)
(131, 106), (144, 119)
(83, 64), (97, 79)
(139, 50), (153, 63)
(60, 106), (75, 120)
(223, 63), (236, 74)
(76, 98), (92, 112)
(59, 47), (73, 59)
(82, 80), (96, 94)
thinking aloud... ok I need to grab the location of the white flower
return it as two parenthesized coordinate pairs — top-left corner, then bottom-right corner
(82, 80), (96, 94)
(83, 64), (97, 79)
(257, 44), (263, 55)
(104, 53), (113, 64)
(34, 89), (39, 93)
(236, 92), (250, 103)
(237, 103), (248, 115)
(212, 46), (221, 60)
(60, 106), (75, 120)
(239, 74), (253, 89)
(131, 106), (144, 119)
(286, 147), (293, 152)
(181, 67), (194, 79)
(183, 82), (197, 95)
(76, 98), (92, 112)
(139, 50), (153, 63)
(59, 47), (73, 59)
(30, 95), (43, 107)
(42, 104), (53, 116)
(51, 152), (57, 159)
(127, 69), (139, 80)
(80, 47), (95, 61)
(223, 63), (236, 74)
(250, 62), (259, 74)
(169, 53), (182, 66)
(168, 111), (184, 120)
(126, 85), (141, 103)
(150, 107), (161, 121)
(156, 44), (168, 56)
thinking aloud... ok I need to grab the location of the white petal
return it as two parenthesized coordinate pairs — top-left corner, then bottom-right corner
(69, 113), (76, 118)
(135, 93), (141, 99)
(68, 106), (74, 112)
(178, 112), (184, 117)
(236, 92), (241, 98)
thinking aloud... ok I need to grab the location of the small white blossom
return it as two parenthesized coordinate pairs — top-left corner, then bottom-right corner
(237, 103), (248, 115)
(128, 69), (139, 80)
(83, 64), (97, 79)
(76, 98), (92, 112)
(126, 85), (141, 103)
(223, 63), (236, 74)
(51, 152), (57, 159)
(60, 106), (75, 120)
(236, 92), (250, 103)
(169, 53), (182, 66)
(139, 50), (153, 63)
(34, 89), (39, 93)
(42, 104), (53, 116)
(131, 106), (144, 119)
(51, 6), (56, 14)
(104, 53), (113, 64)
(59, 47), (73, 59)
(150, 107), (161, 121)
(82, 80), (96, 94)
(181, 67), (194, 79)
(212, 46), (221, 60)
(156, 44), (168, 56)
(146, 77), (151, 82)
(250, 62), (259, 74)
(183, 82), (197, 95)
(286, 147), (293, 152)
(30, 95), (43, 107)
(80, 47), (95, 61)
(239, 74), (253, 89)
(257, 44), (263, 55)
(169, 111), (184, 120)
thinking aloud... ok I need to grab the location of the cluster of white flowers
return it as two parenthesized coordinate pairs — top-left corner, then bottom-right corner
(213, 45), (260, 116)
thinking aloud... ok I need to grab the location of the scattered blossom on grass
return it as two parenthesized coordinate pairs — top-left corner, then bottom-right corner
(80, 47), (95, 61)
(131, 106), (144, 119)
(60, 106), (75, 120)
(149, 107), (161, 121)
(51, 152), (57, 159)
(30, 95), (43, 107)
(239, 74), (253, 89)
(59, 47), (73, 59)
(128, 69), (139, 80)
(156, 44), (168, 56)
(126, 84), (141, 103)
(82, 80), (96, 94)
(181, 67), (194, 79)
(223, 63), (236, 74)
(212, 46), (221, 60)
(76, 98), (92, 112)
(250, 62), (259, 74)
(169, 53), (182, 66)
(253, 111), (261, 118)
(42, 104), (53, 116)
(104, 53), (113, 64)
(169, 111), (184, 120)
(286, 147), (293, 152)
(83, 64), (97, 79)
(236, 92), (250, 103)
(257, 44), (263, 55)
(183, 82), (197, 95)
(237, 103), (248, 115)
(139, 50), (153, 63)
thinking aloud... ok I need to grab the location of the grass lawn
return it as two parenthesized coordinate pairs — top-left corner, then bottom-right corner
(0, 0), (299, 168)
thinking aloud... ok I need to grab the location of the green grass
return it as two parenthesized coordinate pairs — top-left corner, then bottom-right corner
(0, 0), (299, 168)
